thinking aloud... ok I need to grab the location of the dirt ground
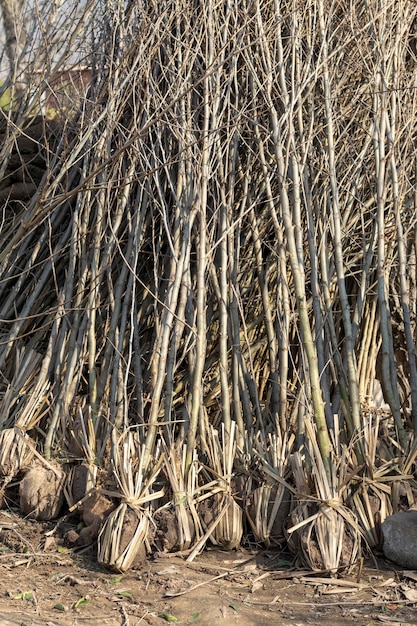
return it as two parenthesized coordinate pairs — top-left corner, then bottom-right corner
(0, 510), (416, 626)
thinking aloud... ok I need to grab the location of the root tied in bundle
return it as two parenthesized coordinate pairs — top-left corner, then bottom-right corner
(0, 429), (34, 506)
(287, 502), (360, 573)
(98, 502), (152, 572)
(245, 484), (292, 547)
(153, 504), (196, 553)
(199, 492), (243, 551)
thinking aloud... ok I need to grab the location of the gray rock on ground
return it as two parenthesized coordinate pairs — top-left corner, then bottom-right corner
(382, 510), (417, 568)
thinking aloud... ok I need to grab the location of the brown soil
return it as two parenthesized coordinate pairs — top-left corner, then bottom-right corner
(66, 492), (115, 547)
(0, 509), (416, 626)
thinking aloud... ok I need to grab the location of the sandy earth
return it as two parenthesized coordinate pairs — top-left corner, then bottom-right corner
(0, 510), (416, 626)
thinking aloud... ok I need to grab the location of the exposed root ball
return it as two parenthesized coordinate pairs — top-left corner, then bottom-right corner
(81, 493), (115, 543)
(70, 463), (94, 504)
(118, 507), (149, 566)
(153, 506), (196, 552)
(66, 492), (115, 546)
(287, 503), (359, 572)
(98, 503), (152, 572)
(64, 463), (114, 546)
(0, 429), (34, 506)
(199, 493), (243, 550)
(245, 485), (291, 546)
(20, 459), (66, 520)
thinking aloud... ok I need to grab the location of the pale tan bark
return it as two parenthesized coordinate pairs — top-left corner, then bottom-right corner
(0, 0), (27, 87)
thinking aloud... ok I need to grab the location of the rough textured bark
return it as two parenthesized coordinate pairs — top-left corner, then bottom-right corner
(0, 0), (27, 86)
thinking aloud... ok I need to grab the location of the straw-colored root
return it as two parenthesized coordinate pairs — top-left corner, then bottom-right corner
(153, 506), (196, 552)
(288, 503), (360, 573)
(98, 503), (152, 572)
(0, 429), (35, 506)
(245, 484), (291, 546)
(199, 493), (243, 551)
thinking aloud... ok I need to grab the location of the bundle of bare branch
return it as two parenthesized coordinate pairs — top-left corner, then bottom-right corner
(196, 423), (243, 553)
(153, 442), (200, 553)
(0, 0), (416, 572)
(287, 420), (361, 573)
(97, 432), (164, 572)
(246, 430), (295, 547)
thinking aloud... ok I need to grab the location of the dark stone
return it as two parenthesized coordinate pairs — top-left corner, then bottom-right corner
(382, 510), (417, 568)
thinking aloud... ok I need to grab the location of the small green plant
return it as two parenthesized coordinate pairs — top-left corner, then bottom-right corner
(161, 613), (179, 623)
(13, 592), (33, 601)
(0, 81), (12, 111)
